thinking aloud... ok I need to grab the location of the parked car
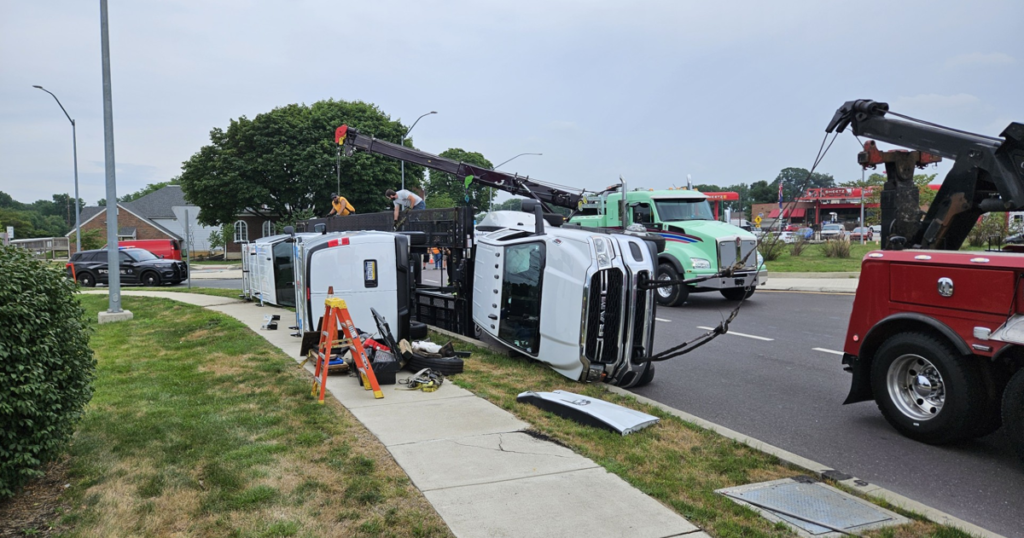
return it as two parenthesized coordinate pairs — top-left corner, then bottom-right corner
(849, 226), (873, 241)
(66, 248), (188, 287)
(795, 227), (814, 241)
(870, 224), (881, 235)
(820, 223), (846, 240)
(778, 231), (796, 243)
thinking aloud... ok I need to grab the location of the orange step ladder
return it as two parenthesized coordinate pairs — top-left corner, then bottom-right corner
(311, 297), (384, 403)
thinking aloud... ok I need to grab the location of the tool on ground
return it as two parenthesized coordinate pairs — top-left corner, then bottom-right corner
(261, 314), (280, 330)
(398, 368), (444, 392)
(311, 296), (383, 403)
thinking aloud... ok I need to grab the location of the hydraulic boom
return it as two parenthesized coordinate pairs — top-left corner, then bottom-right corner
(826, 99), (1024, 249)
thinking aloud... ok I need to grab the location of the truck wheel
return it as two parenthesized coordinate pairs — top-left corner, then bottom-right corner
(1001, 369), (1024, 462)
(870, 332), (983, 445)
(406, 353), (464, 376)
(655, 263), (688, 307)
(77, 272), (96, 287)
(141, 272), (161, 287)
(720, 286), (755, 301)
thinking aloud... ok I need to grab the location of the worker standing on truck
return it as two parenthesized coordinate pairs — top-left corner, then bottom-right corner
(385, 188), (425, 221)
(327, 193), (355, 217)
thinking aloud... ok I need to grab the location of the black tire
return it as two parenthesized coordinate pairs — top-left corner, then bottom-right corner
(1001, 368), (1024, 463)
(141, 271), (161, 287)
(870, 332), (983, 445)
(77, 272), (96, 287)
(720, 286), (756, 301)
(406, 353), (464, 376)
(655, 263), (688, 307)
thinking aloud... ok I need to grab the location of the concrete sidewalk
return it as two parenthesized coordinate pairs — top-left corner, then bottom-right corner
(87, 290), (706, 538)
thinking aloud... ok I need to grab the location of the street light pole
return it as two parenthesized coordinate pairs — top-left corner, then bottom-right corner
(33, 85), (81, 253)
(400, 111), (436, 191)
(860, 167), (866, 245)
(490, 153), (542, 211)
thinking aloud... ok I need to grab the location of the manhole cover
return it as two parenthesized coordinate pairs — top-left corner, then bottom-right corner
(717, 477), (909, 536)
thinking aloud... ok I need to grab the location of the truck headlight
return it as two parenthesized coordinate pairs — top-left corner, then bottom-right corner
(592, 236), (615, 269)
(691, 257), (711, 270)
(756, 252), (764, 266)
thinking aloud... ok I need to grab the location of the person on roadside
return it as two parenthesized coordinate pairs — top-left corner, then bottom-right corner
(432, 247), (443, 269)
(385, 188), (425, 222)
(327, 193), (355, 217)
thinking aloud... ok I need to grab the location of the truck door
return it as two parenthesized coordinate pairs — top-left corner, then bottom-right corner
(472, 240), (503, 339)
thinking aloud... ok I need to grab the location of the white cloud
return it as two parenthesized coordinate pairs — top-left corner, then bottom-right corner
(945, 52), (1015, 69)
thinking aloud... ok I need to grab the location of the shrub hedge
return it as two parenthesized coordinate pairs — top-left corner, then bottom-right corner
(0, 246), (95, 498)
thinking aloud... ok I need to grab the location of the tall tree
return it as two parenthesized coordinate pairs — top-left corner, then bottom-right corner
(773, 167), (835, 200)
(178, 99), (425, 226)
(425, 148), (494, 211)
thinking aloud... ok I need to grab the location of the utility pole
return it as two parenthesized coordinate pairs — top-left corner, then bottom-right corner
(860, 167), (866, 245)
(98, 0), (131, 323)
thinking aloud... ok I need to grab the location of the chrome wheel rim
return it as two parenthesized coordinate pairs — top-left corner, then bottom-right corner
(887, 353), (944, 421)
(656, 273), (673, 299)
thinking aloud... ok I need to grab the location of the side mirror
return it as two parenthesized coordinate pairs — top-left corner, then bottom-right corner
(283, 225), (295, 236)
(314, 223), (327, 234)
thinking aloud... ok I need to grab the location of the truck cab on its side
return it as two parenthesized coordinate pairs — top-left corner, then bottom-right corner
(473, 208), (657, 388)
(569, 189), (766, 306)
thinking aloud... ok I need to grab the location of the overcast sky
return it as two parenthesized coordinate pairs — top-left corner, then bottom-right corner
(1, 0), (1021, 207)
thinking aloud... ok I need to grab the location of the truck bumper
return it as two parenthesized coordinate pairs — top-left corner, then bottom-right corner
(692, 269), (766, 290)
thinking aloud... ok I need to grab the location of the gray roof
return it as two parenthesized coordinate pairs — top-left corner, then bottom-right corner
(123, 184), (188, 219)
(64, 202), (182, 241)
(78, 206), (104, 223)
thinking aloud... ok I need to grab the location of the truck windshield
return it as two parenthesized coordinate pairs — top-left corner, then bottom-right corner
(653, 199), (715, 221)
(499, 242), (545, 355)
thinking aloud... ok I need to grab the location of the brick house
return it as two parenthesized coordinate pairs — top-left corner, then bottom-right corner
(66, 185), (219, 256)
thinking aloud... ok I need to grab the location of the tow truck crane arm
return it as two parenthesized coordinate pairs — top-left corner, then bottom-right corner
(336, 125), (583, 211)
(826, 99), (1024, 250)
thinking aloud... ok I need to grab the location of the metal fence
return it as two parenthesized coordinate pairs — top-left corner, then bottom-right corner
(9, 237), (71, 260)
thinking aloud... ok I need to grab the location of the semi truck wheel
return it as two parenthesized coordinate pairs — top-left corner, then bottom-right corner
(655, 263), (688, 307)
(1002, 369), (1024, 463)
(870, 332), (984, 445)
(720, 286), (755, 301)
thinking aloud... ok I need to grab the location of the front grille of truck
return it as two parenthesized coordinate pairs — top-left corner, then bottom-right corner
(717, 237), (758, 272)
(585, 269), (623, 364)
(632, 270), (650, 355)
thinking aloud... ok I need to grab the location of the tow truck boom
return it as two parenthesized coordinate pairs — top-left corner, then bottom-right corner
(826, 99), (1024, 250)
(337, 125), (583, 211)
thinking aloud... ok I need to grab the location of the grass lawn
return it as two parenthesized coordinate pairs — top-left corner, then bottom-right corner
(5, 293), (974, 537)
(45, 295), (451, 537)
(763, 242), (877, 273)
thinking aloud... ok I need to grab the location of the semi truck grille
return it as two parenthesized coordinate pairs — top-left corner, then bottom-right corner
(718, 237), (758, 271)
(585, 269), (623, 364)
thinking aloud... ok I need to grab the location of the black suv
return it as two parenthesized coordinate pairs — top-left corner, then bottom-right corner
(66, 248), (188, 287)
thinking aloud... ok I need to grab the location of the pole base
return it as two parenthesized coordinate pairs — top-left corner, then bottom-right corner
(98, 310), (134, 324)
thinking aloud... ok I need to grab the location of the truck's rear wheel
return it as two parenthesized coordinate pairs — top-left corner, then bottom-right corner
(720, 286), (755, 301)
(1001, 369), (1024, 463)
(655, 263), (688, 307)
(870, 332), (983, 445)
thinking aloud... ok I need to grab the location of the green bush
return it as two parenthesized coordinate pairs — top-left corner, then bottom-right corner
(757, 234), (786, 262)
(0, 246), (95, 499)
(790, 238), (808, 256)
(820, 238), (852, 258)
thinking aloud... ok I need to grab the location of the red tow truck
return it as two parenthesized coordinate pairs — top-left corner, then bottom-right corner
(827, 100), (1024, 460)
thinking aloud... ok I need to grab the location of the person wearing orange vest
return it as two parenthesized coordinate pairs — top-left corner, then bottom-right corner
(327, 193), (355, 217)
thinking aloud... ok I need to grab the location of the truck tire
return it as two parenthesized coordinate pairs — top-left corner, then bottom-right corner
(1001, 368), (1024, 463)
(656, 263), (688, 307)
(406, 353), (464, 376)
(77, 272), (96, 287)
(870, 332), (984, 445)
(720, 286), (755, 301)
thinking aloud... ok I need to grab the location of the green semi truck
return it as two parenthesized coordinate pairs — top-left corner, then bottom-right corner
(568, 187), (767, 306)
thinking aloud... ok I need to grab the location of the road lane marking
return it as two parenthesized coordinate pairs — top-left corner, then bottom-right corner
(697, 326), (774, 341)
(813, 347), (844, 355)
(656, 318), (671, 322)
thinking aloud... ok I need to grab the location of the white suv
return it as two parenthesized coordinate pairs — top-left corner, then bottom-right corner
(820, 223), (846, 240)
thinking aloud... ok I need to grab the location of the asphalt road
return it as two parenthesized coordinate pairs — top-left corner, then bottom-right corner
(633, 290), (1023, 538)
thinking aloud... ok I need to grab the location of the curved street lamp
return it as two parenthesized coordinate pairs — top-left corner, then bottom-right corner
(490, 153), (542, 210)
(33, 85), (82, 252)
(400, 111), (437, 190)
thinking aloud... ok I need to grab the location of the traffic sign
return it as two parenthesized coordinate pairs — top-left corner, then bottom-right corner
(753, 216), (762, 226)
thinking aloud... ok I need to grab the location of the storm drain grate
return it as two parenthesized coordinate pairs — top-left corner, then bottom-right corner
(716, 477), (909, 537)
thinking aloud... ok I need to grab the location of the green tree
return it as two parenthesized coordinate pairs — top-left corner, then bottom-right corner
(774, 167), (835, 200)
(426, 148), (494, 211)
(179, 99), (425, 226)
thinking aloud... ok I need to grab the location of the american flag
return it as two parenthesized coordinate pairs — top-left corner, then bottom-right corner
(778, 181), (783, 208)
